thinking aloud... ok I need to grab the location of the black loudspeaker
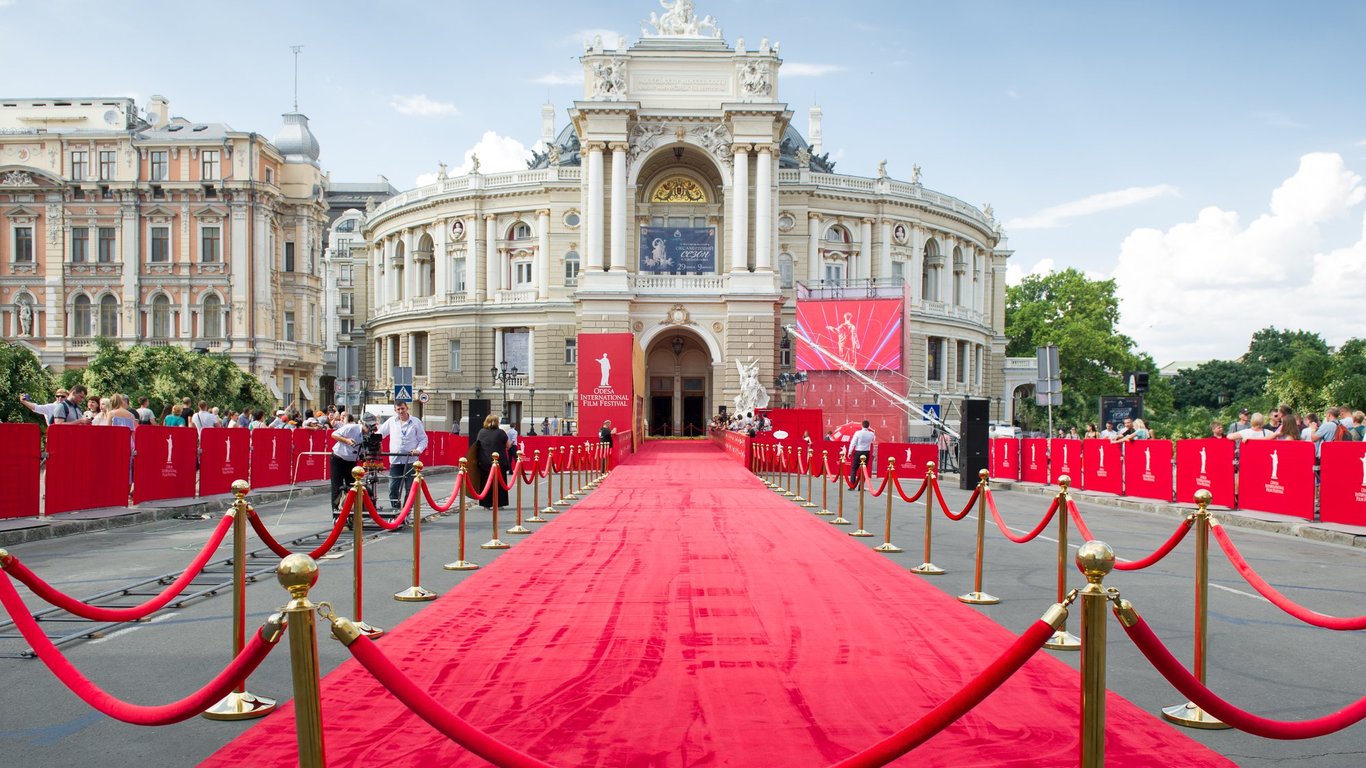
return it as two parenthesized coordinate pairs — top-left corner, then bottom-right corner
(959, 398), (990, 490)
(467, 399), (491, 449)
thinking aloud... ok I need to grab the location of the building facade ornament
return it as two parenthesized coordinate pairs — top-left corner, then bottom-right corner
(590, 57), (629, 100)
(690, 124), (733, 170)
(644, 0), (721, 38)
(738, 59), (772, 98)
(628, 122), (667, 165)
(659, 303), (694, 326)
(1, 171), (34, 186)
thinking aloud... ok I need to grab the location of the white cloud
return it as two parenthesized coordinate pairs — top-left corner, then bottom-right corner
(1007, 185), (1179, 230)
(782, 62), (846, 77)
(533, 71), (584, 86)
(1113, 152), (1366, 363)
(1007, 88), (1020, 99)
(412, 131), (534, 186)
(1005, 258), (1055, 286)
(389, 94), (458, 117)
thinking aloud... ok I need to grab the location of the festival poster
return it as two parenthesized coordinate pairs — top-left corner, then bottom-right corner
(1125, 440), (1176, 503)
(1237, 440), (1314, 520)
(1175, 439), (1233, 508)
(1020, 438), (1049, 484)
(200, 428), (250, 497)
(132, 425), (199, 504)
(577, 333), (637, 447)
(1320, 442), (1366, 526)
(0, 424), (41, 520)
(989, 438), (1020, 481)
(45, 425), (132, 515)
(1082, 439), (1123, 496)
(1049, 439), (1083, 487)
(249, 429), (292, 489)
(638, 226), (716, 274)
(876, 442), (938, 480)
(794, 299), (903, 372)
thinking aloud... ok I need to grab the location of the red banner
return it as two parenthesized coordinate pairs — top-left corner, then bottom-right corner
(0, 424), (41, 520)
(45, 425), (132, 515)
(721, 430), (752, 466)
(876, 442), (937, 479)
(1237, 440), (1314, 519)
(1124, 440), (1174, 503)
(1175, 439), (1233, 507)
(1082, 439), (1123, 496)
(577, 333), (636, 449)
(1020, 438), (1049, 484)
(132, 425), (198, 504)
(1320, 441), (1366, 526)
(250, 429), (293, 489)
(200, 428), (250, 497)
(763, 408), (825, 443)
(795, 298), (903, 371)
(1049, 439), (1082, 486)
(291, 430), (327, 483)
(989, 438), (1020, 481)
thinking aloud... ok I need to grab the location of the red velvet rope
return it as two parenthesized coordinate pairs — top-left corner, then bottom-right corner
(364, 486), (414, 530)
(249, 492), (354, 560)
(829, 619), (1057, 768)
(1065, 501), (1194, 572)
(3, 512), (234, 622)
(986, 491), (1058, 544)
(0, 569), (280, 725)
(862, 464), (892, 498)
(1123, 613), (1366, 738)
(1065, 499), (1096, 541)
(933, 480), (977, 521)
(892, 474), (929, 503)
(1211, 525), (1366, 630)
(422, 475), (461, 513)
(348, 634), (557, 768)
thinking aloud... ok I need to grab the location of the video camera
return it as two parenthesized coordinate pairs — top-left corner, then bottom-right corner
(359, 412), (383, 461)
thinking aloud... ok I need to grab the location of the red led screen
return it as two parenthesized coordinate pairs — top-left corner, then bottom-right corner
(795, 299), (902, 372)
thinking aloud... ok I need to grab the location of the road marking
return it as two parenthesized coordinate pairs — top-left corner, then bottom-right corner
(87, 611), (178, 644)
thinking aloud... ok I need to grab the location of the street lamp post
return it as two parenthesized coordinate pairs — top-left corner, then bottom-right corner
(490, 360), (519, 426)
(527, 387), (536, 435)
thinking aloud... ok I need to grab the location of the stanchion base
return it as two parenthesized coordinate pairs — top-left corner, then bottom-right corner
(443, 560), (480, 571)
(394, 585), (438, 602)
(506, 525), (531, 535)
(782, 490), (798, 498)
(526, 513), (548, 523)
(1161, 702), (1232, 729)
(541, 505), (559, 514)
(1044, 629), (1081, 650)
(800, 501), (818, 509)
(481, 539), (510, 550)
(355, 621), (385, 639)
(873, 542), (903, 553)
(815, 508), (834, 516)
(792, 495), (808, 503)
(910, 562), (946, 575)
(831, 517), (852, 525)
(957, 591), (1001, 605)
(849, 529), (875, 538)
(202, 690), (276, 721)
(553, 500), (571, 507)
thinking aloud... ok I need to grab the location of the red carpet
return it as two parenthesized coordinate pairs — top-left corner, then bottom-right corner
(203, 441), (1234, 767)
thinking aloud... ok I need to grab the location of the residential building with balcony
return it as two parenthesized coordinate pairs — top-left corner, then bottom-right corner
(322, 181), (396, 409)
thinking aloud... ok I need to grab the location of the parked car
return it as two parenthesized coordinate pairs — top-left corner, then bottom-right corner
(989, 421), (1022, 439)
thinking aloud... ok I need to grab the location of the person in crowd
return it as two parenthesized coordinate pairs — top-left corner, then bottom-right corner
(18, 388), (69, 425)
(1084, 423), (1099, 439)
(1209, 421), (1226, 438)
(162, 403), (186, 427)
(1099, 422), (1117, 440)
(55, 386), (90, 425)
(549, 414), (559, 435)
(1112, 418), (1135, 442)
(1339, 406), (1356, 435)
(1067, 427), (1079, 440)
(190, 400), (220, 431)
(269, 409), (288, 429)
(90, 397), (115, 426)
(224, 410), (240, 428)
(1352, 411), (1366, 442)
(599, 419), (614, 447)
(248, 410), (266, 430)
(1272, 405), (1300, 440)
(1227, 412), (1273, 441)
(328, 412), (363, 514)
(1309, 407), (1340, 459)
(85, 395), (105, 423)
(475, 413), (511, 510)
(1132, 418), (1151, 439)
(302, 417), (322, 430)
(504, 416), (520, 463)
(541, 417), (550, 435)
(846, 420), (876, 485)
(237, 409), (252, 428)
(1227, 409), (1251, 437)
(109, 394), (137, 429)
(135, 396), (156, 425)
(178, 397), (194, 424)
(379, 401), (427, 513)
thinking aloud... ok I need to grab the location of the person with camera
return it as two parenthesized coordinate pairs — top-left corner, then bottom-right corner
(328, 412), (364, 514)
(380, 402), (428, 513)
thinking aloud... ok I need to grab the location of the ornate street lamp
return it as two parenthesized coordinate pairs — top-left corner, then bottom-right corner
(527, 387), (536, 435)
(490, 360), (519, 424)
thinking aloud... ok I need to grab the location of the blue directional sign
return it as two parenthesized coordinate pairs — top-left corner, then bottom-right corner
(394, 385), (413, 403)
(922, 404), (941, 420)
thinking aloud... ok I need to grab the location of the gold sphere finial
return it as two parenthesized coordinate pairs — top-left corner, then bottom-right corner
(978, 468), (990, 480)
(351, 466), (366, 480)
(926, 460), (937, 471)
(276, 554), (319, 599)
(1058, 474), (1071, 490)
(459, 456), (468, 468)
(231, 479), (250, 497)
(413, 460), (424, 472)
(0, 548), (11, 567)
(1193, 489), (1213, 507)
(1076, 540), (1116, 584)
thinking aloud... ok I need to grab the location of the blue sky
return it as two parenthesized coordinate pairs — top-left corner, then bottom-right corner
(5, 0), (1365, 365)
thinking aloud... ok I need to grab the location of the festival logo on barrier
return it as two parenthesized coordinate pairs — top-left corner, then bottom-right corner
(1320, 442), (1366, 526)
(876, 442), (936, 478)
(1082, 440), (1122, 495)
(1021, 438), (1048, 484)
(1175, 439), (1233, 507)
(162, 433), (178, 478)
(1238, 440), (1312, 519)
(577, 333), (637, 443)
(1049, 439), (1080, 486)
(795, 299), (902, 372)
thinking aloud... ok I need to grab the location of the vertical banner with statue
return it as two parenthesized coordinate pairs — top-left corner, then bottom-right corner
(577, 333), (640, 452)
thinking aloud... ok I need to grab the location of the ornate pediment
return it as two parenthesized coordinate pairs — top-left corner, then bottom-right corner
(650, 176), (708, 203)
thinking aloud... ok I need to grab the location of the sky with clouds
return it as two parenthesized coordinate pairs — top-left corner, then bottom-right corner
(3, 0), (1364, 365)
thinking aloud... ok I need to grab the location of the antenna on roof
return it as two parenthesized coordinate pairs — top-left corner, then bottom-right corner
(290, 45), (304, 112)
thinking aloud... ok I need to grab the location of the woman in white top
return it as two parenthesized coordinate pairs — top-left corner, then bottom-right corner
(1227, 412), (1273, 441)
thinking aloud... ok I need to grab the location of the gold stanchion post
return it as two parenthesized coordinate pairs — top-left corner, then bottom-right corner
(1045, 475), (1081, 650)
(792, 446), (809, 504)
(555, 447), (570, 507)
(910, 462), (945, 574)
(394, 462), (437, 602)
(1077, 540), (1117, 768)
(802, 447), (818, 508)
(202, 480), (276, 720)
(815, 450), (833, 515)
(444, 459), (479, 570)
(874, 458), (903, 553)
(958, 469), (1000, 604)
(850, 456), (873, 537)
(277, 554), (325, 768)
(508, 456), (530, 534)
(1162, 490), (1231, 729)
(347, 467), (384, 637)
(832, 454), (851, 525)
(482, 453), (510, 549)
(527, 451), (548, 523)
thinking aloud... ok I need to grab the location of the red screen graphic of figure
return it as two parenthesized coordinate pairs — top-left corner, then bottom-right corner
(826, 312), (860, 366)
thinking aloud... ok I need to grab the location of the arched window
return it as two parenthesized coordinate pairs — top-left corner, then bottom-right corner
(203, 294), (222, 338)
(922, 238), (940, 302)
(73, 295), (92, 337)
(825, 225), (851, 243)
(778, 253), (794, 289)
(509, 222), (532, 240)
(152, 295), (171, 338)
(564, 250), (581, 286)
(99, 295), (119, 337)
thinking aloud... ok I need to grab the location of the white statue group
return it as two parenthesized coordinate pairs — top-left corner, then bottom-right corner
(646, 0), (721, 38)
(734, 359), (769, 416)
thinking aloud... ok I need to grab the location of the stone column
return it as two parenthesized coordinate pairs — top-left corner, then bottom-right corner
(730, 144), (750, 272)
(807, 213), (822, 282)
(537, 208), (551, 299)
(485, 215), (498, 298)
(879, 219), (893, 281)
(586, 142), (605, 271)
(466, 216), (479, 300)
(860, 218), (874, 282)
(609, 142), (628, 272)
(434, 225), (448, 297)
(754, 143), (772, 271)
(402, 229), (415, 301)
(910, 225), (924, 303)
(372, 244), (383, 307)
(386, 237), (399, 303)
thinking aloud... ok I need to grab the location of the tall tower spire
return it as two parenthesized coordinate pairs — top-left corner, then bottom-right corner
(290, 45), (304, 112)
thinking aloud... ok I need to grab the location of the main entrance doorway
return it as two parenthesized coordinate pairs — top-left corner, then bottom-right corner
(646, 332), (711, 437)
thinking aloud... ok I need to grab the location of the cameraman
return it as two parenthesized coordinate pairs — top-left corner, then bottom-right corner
(379, 402), (427, 513)
(328, 412), (363, 514)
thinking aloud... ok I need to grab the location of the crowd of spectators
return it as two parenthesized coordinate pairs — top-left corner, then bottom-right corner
(713, 411), (771, 437)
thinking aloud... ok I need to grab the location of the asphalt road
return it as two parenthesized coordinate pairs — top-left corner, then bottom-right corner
(0, 465), (1362, 767)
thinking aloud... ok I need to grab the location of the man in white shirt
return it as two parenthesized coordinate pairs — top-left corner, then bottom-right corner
(191, 400), (221, 431)
(846, 420), (876, 485)
(503, 417), (520, 462)
(379, 401), (428, 512)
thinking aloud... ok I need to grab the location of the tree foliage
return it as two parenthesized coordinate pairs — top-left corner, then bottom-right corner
(1170, 359), (1267, 412)
(0, 342), (56, 425)
(77, 339), (273, 416)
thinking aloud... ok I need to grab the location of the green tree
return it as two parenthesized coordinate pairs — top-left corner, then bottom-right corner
(1242, 327), (1330, 375)
(1170, 359), (1266, 412)
(0, 341), (57, 425)
(1322, 338), (1366, 410)
(79, 340), (273, 416)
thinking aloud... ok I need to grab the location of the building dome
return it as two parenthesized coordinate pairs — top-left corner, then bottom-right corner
(274, 112), (321, 164)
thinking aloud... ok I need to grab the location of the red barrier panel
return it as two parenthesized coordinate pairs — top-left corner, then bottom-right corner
(1175, 438), (1233, 507)
(1321, 441), (1366, 526)
(379, 435), (392, 470)
(0, 424), (41, 520)
(1082, 439), (1123, 496)
(1020, 438), (1049, 484)
(1237, 440), (1315, 519)
(200, 429), (250, 497)
(1049, 439), (1082, 487)
(291, 430), (326, 484)
(423, 432), (445, 467)
(315, 432), (331, 477)
(722, 430), (751, 466)
(989, 438), (1020, 481)
(876, 442), (937, 478)
(45, 426), (131, 514)
(250, 429), (292, 489)
(1126, 440), (1175, 503)
(131, 426), (198, 504)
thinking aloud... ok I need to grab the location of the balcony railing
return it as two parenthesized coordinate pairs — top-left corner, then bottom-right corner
(795, 278), (908, 301)
(493, 288), (539, 304)
(628, 274), (727, 293)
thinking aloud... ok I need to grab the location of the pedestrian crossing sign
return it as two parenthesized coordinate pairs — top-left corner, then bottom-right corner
(394, 385), (413, 403)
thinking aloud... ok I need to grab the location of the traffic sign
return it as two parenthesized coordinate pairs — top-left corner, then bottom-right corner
(394, 385), (413, 403)
(922, 404), (941, 421)
(417, 390), (430, 404)
(393, 366), (413, 388)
